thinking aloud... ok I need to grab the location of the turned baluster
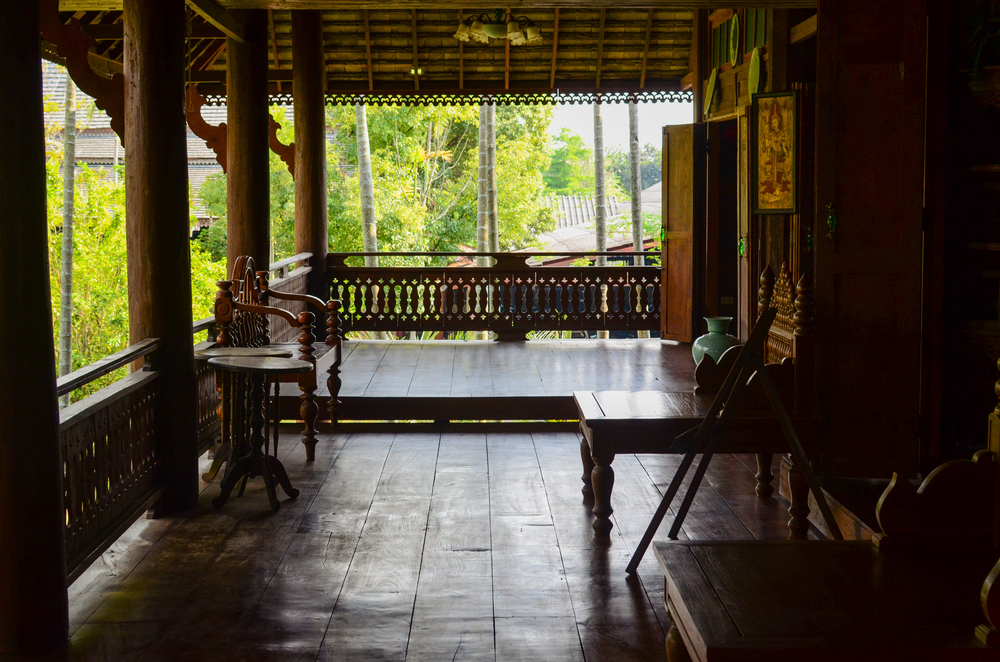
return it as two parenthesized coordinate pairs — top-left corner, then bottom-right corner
(327, 300), (343, 426)
(297, 311), (319, 461)
(787, 270), (816, 538)
(754, 266), (776, 499)
(215, 280), (234, 346)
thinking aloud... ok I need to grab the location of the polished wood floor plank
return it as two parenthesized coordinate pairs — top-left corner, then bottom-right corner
(532, 433), (668, 662)
(406, 434), (495, 661)
(52, 431), (803, 662)
(320, 433), (440, 660)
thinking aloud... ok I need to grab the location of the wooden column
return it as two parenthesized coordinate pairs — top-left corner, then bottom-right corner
(292, 11), (328, 301)
(227, 10), (270, 272)
(124, 0), (199, 514)
(0, 2), (69, 653)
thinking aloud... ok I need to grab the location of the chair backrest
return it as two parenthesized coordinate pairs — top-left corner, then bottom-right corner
(216, 256), (270, 348)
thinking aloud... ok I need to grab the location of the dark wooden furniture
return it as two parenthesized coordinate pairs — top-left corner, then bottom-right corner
(654, 540), (998, 662)
(208, 356), (311, 511)
(653, 381), (1000, 661)
(213, 255), (343, 461)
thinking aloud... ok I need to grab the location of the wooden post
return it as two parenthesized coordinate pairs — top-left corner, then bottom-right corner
(124, 0), (199, 515)
(292, 11), (328, 303)
(0, 3), (69, 652)
(226, 9), (270, 273)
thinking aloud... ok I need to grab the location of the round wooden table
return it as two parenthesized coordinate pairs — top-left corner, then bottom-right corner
(208, 356), (313, 511)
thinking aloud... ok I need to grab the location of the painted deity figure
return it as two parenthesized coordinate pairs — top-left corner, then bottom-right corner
(758, 99), (793, 208)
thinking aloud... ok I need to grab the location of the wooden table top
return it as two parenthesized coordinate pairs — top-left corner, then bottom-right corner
(196, 346), (294, 358)
(654, 540), (997, 661)
(208, 356), (314, 375)
(574, 390), (712, 427)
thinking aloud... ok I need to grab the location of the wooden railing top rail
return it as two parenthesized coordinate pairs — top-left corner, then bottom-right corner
(56, 338), (161, 398)
(270, 251), (312, 278)
(193, 316), (215, 334)
(59, 370), (160, 432)
(329, 251), (648, 258)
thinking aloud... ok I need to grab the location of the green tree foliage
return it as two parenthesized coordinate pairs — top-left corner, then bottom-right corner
(543, 128), (593, 194)
(196, 107), (296, 264)
(606, 143), (662, 195)
(45, 121), (225, 401)
(323, 103), (555, 262)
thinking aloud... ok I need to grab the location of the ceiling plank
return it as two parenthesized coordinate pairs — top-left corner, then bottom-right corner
(549, 7), (559, 89)
(411, 8), (419, 91)
(595, 8), (605, 88)
(364, 9), (373, 90)
(639, 8), (653, 88)
(62, 1), (817, 9)
(505, 6), (510, 90)
(268, 9), (281, 90)
(185, 0), (245, 43)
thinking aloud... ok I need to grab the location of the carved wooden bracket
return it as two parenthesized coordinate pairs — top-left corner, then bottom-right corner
(269, 115), (296, 178)
(186, 85), (228, 173)
(874, 449), (997, 548)
(39, 0), (125, 142)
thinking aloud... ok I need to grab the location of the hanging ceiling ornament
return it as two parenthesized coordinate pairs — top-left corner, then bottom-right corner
(454, 10), (542, 46)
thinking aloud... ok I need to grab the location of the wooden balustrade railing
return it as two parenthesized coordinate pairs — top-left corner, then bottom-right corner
(57, 339), (161, 582)
(327, 252), (660, 336)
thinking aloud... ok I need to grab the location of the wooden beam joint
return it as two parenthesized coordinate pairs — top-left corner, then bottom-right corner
(186, 0), (245, 43)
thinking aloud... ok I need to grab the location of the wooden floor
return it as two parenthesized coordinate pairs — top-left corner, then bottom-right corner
(298, 339), (699, 421)
(29, 430), (806, 662)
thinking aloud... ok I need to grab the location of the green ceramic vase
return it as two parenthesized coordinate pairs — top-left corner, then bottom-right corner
(691, 316), (741, 365)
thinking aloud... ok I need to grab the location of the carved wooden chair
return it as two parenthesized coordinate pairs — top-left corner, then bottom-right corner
(213, 255), (342, 462)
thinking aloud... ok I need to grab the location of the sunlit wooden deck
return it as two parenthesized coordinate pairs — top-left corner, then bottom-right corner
(295, 339), (698, 422)
(46, 430), (801, 662)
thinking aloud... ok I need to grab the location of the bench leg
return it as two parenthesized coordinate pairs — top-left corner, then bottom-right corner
(591, 453), (615, 536)
(787, 455), (811, 539)
(755, 453), (774, 498)
(580, 438), (595, 500)
(666, 624), (692, 662)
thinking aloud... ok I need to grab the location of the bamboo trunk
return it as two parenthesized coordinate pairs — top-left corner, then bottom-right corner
(59, 76), (76, 407)
(594, 102), (608, 339)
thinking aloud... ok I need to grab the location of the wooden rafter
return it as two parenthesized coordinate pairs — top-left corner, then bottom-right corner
(549, 7), (560, 89)
(411, 9), (419, 91)
(504, 6), (512, 90)
(595, 8), (605, 88)
(186, 0), (244, 43)
(364, 9), (373, 91)
(640, 8), (653, 89)
(192, 39), (226, 71)
(206, 41), (227, 69)
(458, 9), (464, 90)
(62, 1), (817, 9)
(268, 9), (281, 91)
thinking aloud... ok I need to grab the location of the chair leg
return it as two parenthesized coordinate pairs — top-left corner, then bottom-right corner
(299, 389), (318, 462)
(787, 455), (811, 539)
(755, 452), (774, 498)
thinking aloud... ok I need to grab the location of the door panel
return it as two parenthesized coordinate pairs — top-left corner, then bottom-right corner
(814, 0), (926, 478)
(661, 123), (706, 342)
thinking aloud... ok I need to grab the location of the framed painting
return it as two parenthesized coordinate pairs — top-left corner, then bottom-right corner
(752, 91), (797, 214)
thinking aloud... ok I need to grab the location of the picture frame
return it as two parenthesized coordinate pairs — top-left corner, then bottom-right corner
(752, 90), (797, 214)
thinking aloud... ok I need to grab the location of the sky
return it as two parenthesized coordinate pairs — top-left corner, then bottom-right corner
(549, 100), (694, 151)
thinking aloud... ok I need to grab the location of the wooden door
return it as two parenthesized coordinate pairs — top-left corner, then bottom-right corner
(814, 0), (926, 478)
(661, 123), (706, 341)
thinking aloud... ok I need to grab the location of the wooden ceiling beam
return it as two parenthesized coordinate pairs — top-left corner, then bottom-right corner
(595, 8), (605, 88)
(411, 8), (419, 90)
(364, 8), (373, 90)
(639, 8), (652, 88)
(268, 9), (281, 90)
(505, 6), (510, 90)
(549, 7), (559, 89)
(185, 0), (245, 43)
(62, 1), (817, 9)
